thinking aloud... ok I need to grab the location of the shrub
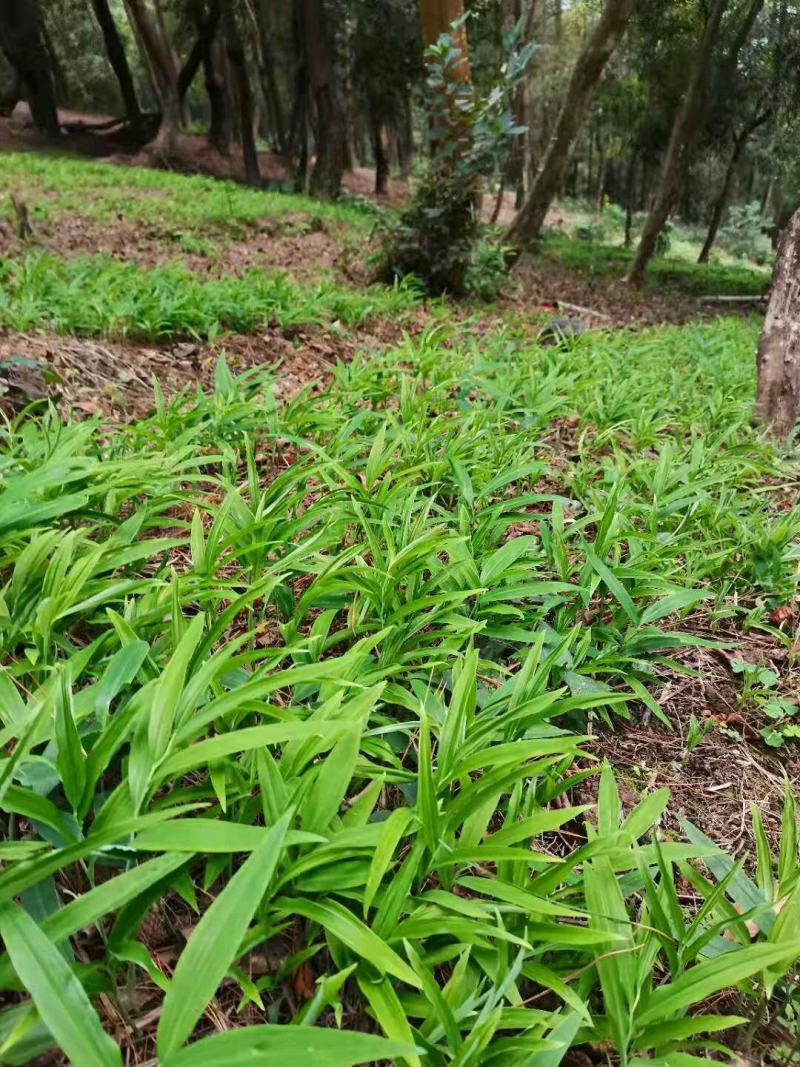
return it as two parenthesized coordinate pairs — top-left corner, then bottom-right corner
(372, 22), (532, 296)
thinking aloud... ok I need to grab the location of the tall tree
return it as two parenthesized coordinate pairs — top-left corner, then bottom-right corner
(697, 108), (770, 262)
(755, 208), (800, 439)
(226, 7), (261, 187)
(89, 0), (143, 134)
(504, 0), (636, 251)
(123, 0), (180, 154)
(0, 0), (59, 135)
(298, 0), (348, 199)
(625, 0), (729, 285)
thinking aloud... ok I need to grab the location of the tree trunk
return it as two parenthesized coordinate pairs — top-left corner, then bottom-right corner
(0, 0), (59, 135)
(623, 148), (637, 247)
(504, 0), (635, 252)
(397, 97), (413, 179)
(90, 0), (142, 132)
(178, 0), (221, 103)
(204, 34), (230, 153)
(755, 209), (800, 440)
(625, 0), (729, 286)
(226, 12), (260, 186)
(371, 110), (389, 195)
(251, 0), (287, 153)
(123, 0), (180, 154)
(297, 0), (348, 199)
(698, 110), (770, 264)
(419, 0), (470, 65)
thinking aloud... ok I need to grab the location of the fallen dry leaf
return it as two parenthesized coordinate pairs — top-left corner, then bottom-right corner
(769, 603), (795, 627)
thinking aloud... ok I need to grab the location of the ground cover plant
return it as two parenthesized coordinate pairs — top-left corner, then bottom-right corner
(1, 308), (799, 1064)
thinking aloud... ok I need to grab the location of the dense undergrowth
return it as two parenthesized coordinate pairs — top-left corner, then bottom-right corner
(0, 252), (420, 339)
(1, 318), (799, 1064)
(538, 235), (771, 297)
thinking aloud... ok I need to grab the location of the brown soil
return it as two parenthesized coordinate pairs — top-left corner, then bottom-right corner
(0, 317), (414, 421)
(584, 621), (800, 855)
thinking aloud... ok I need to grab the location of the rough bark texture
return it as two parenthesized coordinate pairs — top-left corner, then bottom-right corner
(90, 0), (142, 131)
(504, 0), (635, 250)
(625, 0), (728, 285)
(0, 0), (59, 135)
(300, 0), (348, 199)
(123, 0), (180, 154)
(755, 209), (800, 440)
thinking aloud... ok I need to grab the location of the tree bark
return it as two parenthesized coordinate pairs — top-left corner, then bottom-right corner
(419, 0), (470, 67)
(697, 109), (770, 264)
(370, 109), (389, 195)
(297, 0), (348, 199)
(226, 12), (261, 186)
(123, 0), (180, 154)
(90, 0), (142, 132)
(0, 0), (59, 135)
(755, 209), (800, 440)
(204, 35), (230, 153)
(251, 0), (287, 153)
(625, 0), (729, 285)
(504, 0), (635, 251)
(178, 0), (221, 103)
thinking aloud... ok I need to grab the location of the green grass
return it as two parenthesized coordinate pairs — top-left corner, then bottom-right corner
(540, 233), (771, 296)
(1, 316), (799, 1064)
(0, 150), (378, 231)
(0, 251), (421, 338)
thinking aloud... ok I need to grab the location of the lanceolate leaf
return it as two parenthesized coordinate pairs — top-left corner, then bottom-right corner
(0, 902), (122, 1067)
(157, 810), (293, 1057)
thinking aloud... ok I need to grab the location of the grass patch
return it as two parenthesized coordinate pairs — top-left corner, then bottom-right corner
(540, 233), (771, 296)
(0, 317), (798, 1063)
(0, 150), (380, 231)
(0, 251), (421, 338)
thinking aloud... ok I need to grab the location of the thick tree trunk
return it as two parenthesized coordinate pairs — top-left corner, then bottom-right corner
(297, 0), (348, 199)
(625, 0), (728, 286)
(226, 14), (261, 186)
(504, 0), (635, 251)
(0, 0), (59, 135)
(755, 209), (800, 440)
(123, 0), (180, 154)
(90, 0), (142, 131)
(419, 0), (470, 63)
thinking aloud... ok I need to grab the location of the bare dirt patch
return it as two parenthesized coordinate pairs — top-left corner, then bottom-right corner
(579, 621), (800, 855)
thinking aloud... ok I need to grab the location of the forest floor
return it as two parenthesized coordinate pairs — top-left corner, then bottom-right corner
(0, 140), (798, 1065)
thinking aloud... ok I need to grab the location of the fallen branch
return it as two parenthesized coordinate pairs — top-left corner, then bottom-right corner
(697, 294), (768, 304)
(554, 299), (611, 321)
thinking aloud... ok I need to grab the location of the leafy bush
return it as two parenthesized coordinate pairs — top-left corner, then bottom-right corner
(373, 23), (531, 295)
(720, 200), (768, 262)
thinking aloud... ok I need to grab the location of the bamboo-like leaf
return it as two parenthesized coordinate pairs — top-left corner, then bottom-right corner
(0, 902), (122, 1067)
(157, 810), (292, 1057)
